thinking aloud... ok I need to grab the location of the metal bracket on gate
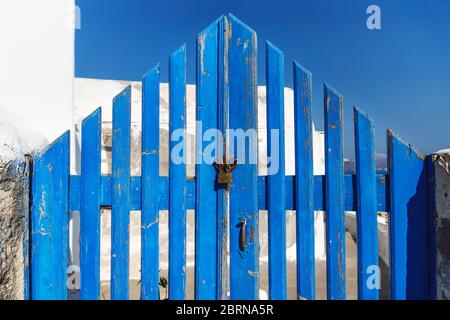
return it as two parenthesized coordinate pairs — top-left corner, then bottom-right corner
(213, 156), (238, 191)
(239, 218), (247, 252)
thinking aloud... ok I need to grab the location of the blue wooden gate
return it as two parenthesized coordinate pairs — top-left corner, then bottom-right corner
(29, 14), (434, 300)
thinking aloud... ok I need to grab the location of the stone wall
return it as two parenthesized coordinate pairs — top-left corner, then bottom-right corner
(0, 147), (31, 300)
(433, 150), (450, 299)
(0, 104), (47, 300)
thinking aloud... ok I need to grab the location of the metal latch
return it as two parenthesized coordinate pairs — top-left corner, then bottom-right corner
(213, 156), (238, 191)
(239, 218), (247, 252)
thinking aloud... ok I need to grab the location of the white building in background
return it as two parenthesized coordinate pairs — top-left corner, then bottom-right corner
(0, 0), (76, 162)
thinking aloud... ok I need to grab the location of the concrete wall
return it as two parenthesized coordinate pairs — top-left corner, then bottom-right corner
(0, 148), (31, 299)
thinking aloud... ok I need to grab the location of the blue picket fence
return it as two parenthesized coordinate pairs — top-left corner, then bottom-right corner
(30, 14), (434, 300)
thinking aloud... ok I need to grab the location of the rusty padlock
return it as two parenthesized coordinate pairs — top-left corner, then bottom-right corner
(217, 172), (233, 185)
(214, 157), (238, 191)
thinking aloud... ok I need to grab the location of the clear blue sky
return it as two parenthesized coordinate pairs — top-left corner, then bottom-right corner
(75, 0), (450, 157)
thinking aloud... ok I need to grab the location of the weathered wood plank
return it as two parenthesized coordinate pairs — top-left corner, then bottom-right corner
(388, 130), (429, 300)
(195, 20), (220, 300)
(169, 44), (187, 300)
(354, 107), (379, 300)
(31, 132), (70, 300)
(216, 15), (230, 301)
(266, 41), (286, 300)
(69, 174), (389, 213)
(141, 65), (160, 300)
(293, 61), (315, 300)
(111, 87), (131, 300)
(227, 14), (259, 300)
(80, 108), (102, 300)
(324, 84), (346, 300)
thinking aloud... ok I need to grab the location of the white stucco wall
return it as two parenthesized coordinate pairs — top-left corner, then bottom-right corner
(0, 0), (75, 164)
(0, 1), (75, 299)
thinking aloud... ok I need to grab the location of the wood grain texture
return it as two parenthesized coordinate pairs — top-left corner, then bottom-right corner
(111, 87), (131, 300)
(169, 45), (187, 300)
(324, 84), (346, 300)
(227, 14), (259, 300)
(388, 130), (429, 300)
(266, 41), (286, 300)
(293, 61), (315, 300)
(31, 132), (70, 300)
(141, 65), (160, 300)
(80, 108), (102, 300)
(195, 20), (220, 300)
(69, 174), (390, 213)
(354, 107), (379, 300)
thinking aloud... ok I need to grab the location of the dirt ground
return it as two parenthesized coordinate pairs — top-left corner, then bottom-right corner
(99, 233), (390, 300)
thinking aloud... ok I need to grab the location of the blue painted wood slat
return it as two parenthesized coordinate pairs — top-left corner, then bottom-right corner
(68, 174), (390, 213)
(216, 15), (230, 301)
(31, 132), (70, 300)
(227, 14), (260, 300)
(195, 20), (220, 300)
(266, 41), (286, 300)
(388, 130), (429, 300)
(293, 61), (315, 300)
(324, 84), (346, 300)
(80, 108), (102, 300)
(111, 87), (132, 300)
(169, 45), (187, 300)
(141, 65), (160, 300)
(354, 107), (379, 300)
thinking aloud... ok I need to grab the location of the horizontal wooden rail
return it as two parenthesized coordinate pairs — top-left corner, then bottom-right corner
(69, 174), (389, 213)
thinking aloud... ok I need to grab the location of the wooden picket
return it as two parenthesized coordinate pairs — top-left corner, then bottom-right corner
(141, 65), (160, 300)
(324, 84), (346, 300)
(31, 132), (70, 300)
(293, 61), (315, 300)
(169, 45), (188, 300)
(80, 108), (102, 300)
(266, 41), (287, 300)
(388, 130), (430, 300)
(195, 19), (220, 300)
(111, 87), (132, 300)
(28, 14), (435, 301)
(354, 107), (379, 300)
(227, 15), (259, 300)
